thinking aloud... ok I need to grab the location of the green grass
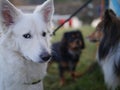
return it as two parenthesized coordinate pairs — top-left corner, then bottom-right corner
(44, 25), (107, 90)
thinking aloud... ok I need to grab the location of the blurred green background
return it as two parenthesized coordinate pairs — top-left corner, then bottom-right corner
(44, 25), (107, 90)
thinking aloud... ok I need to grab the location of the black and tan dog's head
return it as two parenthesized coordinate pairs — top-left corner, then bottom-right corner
(61, 30), (85, 52)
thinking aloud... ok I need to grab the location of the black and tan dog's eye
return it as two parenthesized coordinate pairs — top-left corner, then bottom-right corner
(23, 33), (32, 39)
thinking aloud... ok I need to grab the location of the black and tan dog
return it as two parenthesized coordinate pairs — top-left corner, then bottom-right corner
(52, 30), (85, 85)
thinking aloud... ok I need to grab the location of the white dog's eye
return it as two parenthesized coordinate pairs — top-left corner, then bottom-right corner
(42, 32), (46, 37)
(23, 33), (32, 39)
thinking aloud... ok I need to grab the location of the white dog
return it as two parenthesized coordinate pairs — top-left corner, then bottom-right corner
(0, 0), (54, 90)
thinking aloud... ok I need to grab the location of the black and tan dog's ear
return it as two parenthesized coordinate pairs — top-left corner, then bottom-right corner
(61, 32), (69, 46)
(60, 32), (69, 53)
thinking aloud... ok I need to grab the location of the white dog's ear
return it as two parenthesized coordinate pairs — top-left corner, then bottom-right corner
(0, 0), (20, 27)
(34, 0), (54, 23)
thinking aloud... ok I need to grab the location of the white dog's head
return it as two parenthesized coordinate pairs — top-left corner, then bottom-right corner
(0, 0), (54, 63)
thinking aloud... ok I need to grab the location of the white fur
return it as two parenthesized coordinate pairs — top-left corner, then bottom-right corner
(0, 0), (54, 90)
(98, 44), (120, 90)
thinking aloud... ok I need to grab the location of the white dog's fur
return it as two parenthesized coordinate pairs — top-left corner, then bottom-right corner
(0, 0), (54, 90)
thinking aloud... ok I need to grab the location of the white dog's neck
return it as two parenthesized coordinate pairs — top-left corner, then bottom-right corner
(0, 46), (47, 90)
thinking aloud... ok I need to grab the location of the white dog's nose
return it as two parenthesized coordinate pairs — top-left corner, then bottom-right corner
(40, 52), (51, 62)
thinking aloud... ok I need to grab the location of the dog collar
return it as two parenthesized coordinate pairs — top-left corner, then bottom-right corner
(24, 80), (41, 85)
